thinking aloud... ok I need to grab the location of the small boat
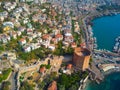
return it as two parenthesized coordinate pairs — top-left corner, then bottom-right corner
(113, 36), (120, 53)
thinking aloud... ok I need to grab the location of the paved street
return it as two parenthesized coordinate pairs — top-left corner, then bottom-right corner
(9, 72), (17, 90)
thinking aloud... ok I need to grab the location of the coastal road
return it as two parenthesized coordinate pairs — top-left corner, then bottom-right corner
(82, 16), (91, 50)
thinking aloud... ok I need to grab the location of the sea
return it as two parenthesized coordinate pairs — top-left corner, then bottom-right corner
(92, 14), (120, 51)
(85, 14), (120, 90)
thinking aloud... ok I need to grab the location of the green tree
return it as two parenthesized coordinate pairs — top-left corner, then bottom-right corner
(58, 85), (65, 90)
(1, 81), (11, 90)
(20, 81), (34, 90)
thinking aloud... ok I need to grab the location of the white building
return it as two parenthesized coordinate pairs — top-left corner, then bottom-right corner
(23, 44), (31, 53)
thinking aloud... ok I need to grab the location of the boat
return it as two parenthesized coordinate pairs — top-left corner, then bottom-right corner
(113, 36), (120, 53)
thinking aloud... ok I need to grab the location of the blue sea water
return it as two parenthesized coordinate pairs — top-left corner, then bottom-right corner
(85, 72), (120, 90)
(92, 14), (120, 51)
(85, 14), (120, 90)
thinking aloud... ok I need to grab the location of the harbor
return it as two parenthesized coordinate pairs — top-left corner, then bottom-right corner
(83, 13), (120, 90)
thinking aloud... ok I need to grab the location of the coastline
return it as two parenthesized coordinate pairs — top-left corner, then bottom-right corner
(88, 11), (120, 23)
(84, 72), (120, 90)
(82, 10), (120, 90)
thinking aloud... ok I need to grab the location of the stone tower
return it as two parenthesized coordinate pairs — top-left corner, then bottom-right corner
(73, 47), (91, 71)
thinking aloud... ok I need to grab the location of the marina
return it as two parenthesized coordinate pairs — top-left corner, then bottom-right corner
(84, 14), (120, 90)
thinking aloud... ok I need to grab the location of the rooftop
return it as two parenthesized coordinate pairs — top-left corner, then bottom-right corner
(74, 47), (91, 56)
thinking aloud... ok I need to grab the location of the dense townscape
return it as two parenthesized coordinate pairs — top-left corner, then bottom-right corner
(0, 0), (120, 90)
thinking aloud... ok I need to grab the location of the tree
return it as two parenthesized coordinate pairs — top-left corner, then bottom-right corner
(27, 76), (33, 80)
(58, 85), (65, 90)
(1, 81), (11, 90)
(57, 71), (89, 89)
(20, 81), (34, 90)
(68, 85), (77, 90)
(66, 47), (74, 54)
(53, 41), (65, 55)
(0, 68), (12, 83)
(69, 83), (79, 90)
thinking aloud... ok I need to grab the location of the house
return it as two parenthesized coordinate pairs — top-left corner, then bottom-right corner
(42, 34), (51, 48)
(74, 22), (80, 32)
(64, 36), (74, 43)
(26, 28), (33, 35)
(40, 0), (46, 4)
(0, 11), (8, 18)
(12, 11), (21, 19)
(64, 9), (70, 15)
(80, 42), (86, 48)
(27, 36), (33, 42)
(3, 26), (11, 32)
(0, 16), (4, 21)
(17, 31), (22, 36)
(48, 44), (55, 51)
(52, 29), (60, 35)
(3, 2), (16, 11)
(71, 42), (77, 48)
(23, 44), (31, 53)
(1, 34), (10, 43)
(14, 7), (23, 13)
(36, 38), (42, 43)
(35, 43), (41, 49)
(2, 38), (8, 44)
(51, 38), (58, 44)
(64, 32), (72, 36)
(27, 23), (32, 28)
(32, 33), (37, 39)
(30, 43), (36, 50)
(23, 18), (29, 24)
(55, 34), (63, 41)
(0, 35), (2, 42)
(19, 38), (26, 45)
(10, 31), (17, 39)
(26, 0), (34, 2)
(39, 66), (46, 74)
(32, 14), (39, 22)
(0, 71), (2, 74)
(48, 81), (57, 90)
(19, 0), (25, 2)
(41, 41), (50, 48)
(3, 22), (14, 28)
(66, 64), (72, 69)
(6, 35), (11, 41)
(62, 41), (69, 47)
(37, 32), (42, 37)
(18, 27), (26, 32)
(42, 34), (51, 41)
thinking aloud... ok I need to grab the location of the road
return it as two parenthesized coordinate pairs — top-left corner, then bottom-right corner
(9, 71), (17, 90)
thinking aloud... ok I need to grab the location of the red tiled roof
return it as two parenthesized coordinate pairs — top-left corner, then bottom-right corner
(48, 81), (57, 90)
(55, 34), (63, 38)
(80, 42), (86, 47)
(66, 64), (72, 69)
(71, 42), (77, 48)
(42, 34), (50, 40)
(19, 38), (25, 42)
(40, 66), (46, 73)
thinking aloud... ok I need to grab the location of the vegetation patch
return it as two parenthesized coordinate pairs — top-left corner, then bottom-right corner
(0, 68), (12, 83)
